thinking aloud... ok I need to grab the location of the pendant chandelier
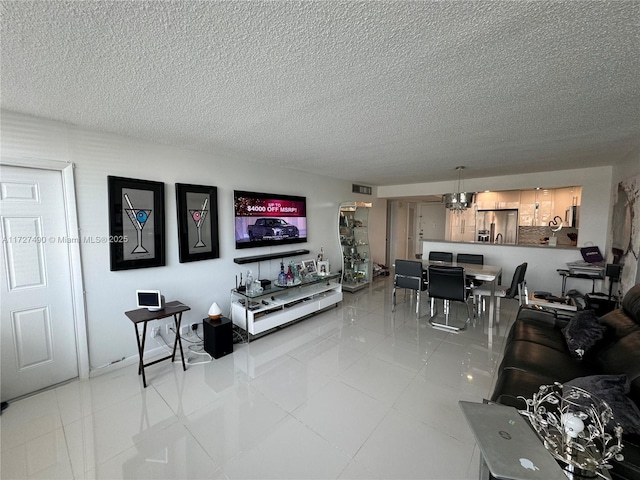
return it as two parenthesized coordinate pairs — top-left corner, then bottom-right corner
(443, 166), (475, 213)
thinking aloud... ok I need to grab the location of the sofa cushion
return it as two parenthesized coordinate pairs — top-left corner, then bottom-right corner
(561, 309), (607, 358)
(595, 330), (640, 407)
(499, 340), (597, 381)
(599, 308), (640, 339)
(566, 374), (640, 435)
(515, 305), (566, 328)
(507, 318), (568, 352)
(490, 368), (557, 409)
(632, 377), (640, 413)
(622, 284), (640, 324)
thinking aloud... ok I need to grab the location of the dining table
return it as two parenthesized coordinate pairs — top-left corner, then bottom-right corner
(421, 259), (503, 345)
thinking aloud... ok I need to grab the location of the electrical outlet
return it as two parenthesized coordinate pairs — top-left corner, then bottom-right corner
(191, 323), (199, 332)
(180, 325), (189, 336)
(151, 326), (160, 338)
(166, 324), (173, 335)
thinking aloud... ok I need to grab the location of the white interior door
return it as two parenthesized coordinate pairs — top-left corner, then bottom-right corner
(1, 166), (79, 401)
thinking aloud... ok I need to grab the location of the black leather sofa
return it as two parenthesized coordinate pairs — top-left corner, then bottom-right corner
(490, 283), (640, 480)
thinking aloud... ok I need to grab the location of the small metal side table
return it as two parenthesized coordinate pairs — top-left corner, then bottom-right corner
(557, 268), (604, 296)
(527, 292), (578, 313)
(125, 300), (190, 387)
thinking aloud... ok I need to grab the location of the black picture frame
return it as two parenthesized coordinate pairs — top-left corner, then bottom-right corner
(175, 183), (219, 263)
(108, 176), (165, 271)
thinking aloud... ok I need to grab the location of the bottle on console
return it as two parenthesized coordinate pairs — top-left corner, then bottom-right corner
(286, 264), (294, 286)
(278, 261), (287, 286)
(290, 260), (300, 282)
(246, 270), (254, 294)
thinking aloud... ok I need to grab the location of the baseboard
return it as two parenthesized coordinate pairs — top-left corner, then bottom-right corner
(89, 344), (170, 378)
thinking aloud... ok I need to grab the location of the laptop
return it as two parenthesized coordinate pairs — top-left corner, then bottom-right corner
(459, 401), (567, 480)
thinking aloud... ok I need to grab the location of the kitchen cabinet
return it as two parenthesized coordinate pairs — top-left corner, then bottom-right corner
(518, 187), (581, 227)
(476, 191), (521, 210)
(496, 190), (520, 209)
(519, 190), (536, 226)
(475, 192), (497, 210)
(536, 189), (555, 226)
(442, 186), (583, 242)
(448, 207), (476, 242)
(553, 187), (581, 224)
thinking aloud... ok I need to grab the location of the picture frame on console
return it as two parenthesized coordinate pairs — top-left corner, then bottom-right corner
(318, 261), (329, 275)
(302, 259), (317, 275)
(108, 176), (165, 271)
(175, 183), (219, 263)
(295, 262), (307, 278)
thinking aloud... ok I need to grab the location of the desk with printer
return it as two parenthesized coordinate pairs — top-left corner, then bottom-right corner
(548, 246), (622, 315)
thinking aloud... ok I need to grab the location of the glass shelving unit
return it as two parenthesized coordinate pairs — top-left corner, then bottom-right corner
(339, 202), (372, 292)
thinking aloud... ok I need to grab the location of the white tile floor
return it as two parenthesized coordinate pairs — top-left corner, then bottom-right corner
(1, 277), (520, 479)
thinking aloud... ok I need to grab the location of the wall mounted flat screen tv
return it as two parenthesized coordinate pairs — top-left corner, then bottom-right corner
(234, 190), (307, 249)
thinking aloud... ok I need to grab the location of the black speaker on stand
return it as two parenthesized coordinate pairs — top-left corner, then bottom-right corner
(203, 316), (233, 359)
(586, 264), (622, 316)
(605, 263), (622, 297)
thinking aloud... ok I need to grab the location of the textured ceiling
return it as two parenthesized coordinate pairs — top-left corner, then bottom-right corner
(1, 1), (639, 185)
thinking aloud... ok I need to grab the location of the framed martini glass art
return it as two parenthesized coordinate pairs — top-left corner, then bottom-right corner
(124, 193), (151, 254)
(108, 176), (165, 271)
(175, 183), (219, 263)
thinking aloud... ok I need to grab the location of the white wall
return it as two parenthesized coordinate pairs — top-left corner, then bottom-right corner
(419, 203), (447, 242)
(384, 161), (640, 297)
(612, 147), (640, 182)
(421, 240), (591, 295)
(377, 166), (614, 253)
(3, 110), (636, 371)
(387, 200), (409, 263)
(421, 148), (639, 297)
(1, 110), (358, 371)
(368, 197), (388, 266)
(379, 166), (618, 293)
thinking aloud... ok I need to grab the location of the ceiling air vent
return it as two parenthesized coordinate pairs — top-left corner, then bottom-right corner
(352, 184), (372, 195)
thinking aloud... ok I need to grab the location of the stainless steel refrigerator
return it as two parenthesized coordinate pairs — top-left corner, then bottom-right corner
(476, 209), (518, 244)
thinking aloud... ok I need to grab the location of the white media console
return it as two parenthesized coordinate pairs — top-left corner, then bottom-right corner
(230, 272), (342, 338)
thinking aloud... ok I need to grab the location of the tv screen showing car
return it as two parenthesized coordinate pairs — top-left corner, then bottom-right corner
(234, 190), (307, 249)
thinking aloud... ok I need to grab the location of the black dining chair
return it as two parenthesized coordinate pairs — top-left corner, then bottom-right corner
(457, 253), (485, 291)
(428, 251), (453, 262)
(427, 265), (473, 332)
(392, 259), (428, 318)
(474, 262), (528, 314)
(456, 253), (484, 265)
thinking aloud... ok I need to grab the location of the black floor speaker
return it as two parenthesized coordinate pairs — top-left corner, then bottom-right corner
(585, 293), (617, 317)
(203, 316), (233, 359)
